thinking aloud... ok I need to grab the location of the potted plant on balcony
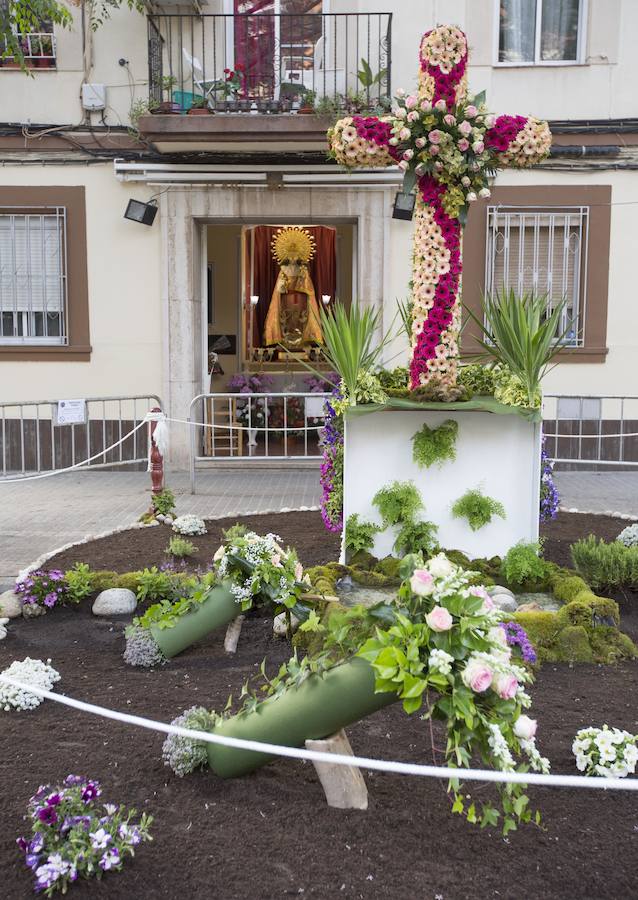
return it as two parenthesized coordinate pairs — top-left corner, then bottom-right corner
(153, 75), (181, 114)
(298, 89), (316, 115)
(212, 65), (245, 112)
(187, 95), (212, 116)
(33, 35), (55, 69)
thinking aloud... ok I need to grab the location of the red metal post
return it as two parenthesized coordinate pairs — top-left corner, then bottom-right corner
(149, 406), (164, 495)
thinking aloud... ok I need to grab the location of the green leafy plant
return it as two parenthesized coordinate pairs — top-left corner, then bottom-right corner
(136, 567), (178, 603)
(376, 366), (409, 391)
(152, 488), (176, 517)
(357, 57), (387, 89)
(299, 301), (392, 405)
(64, 563), (93, 604)
(500, 542), (547, 590)
(466, 289), (572, 407)
(451, 489), (506, 532)
(166, 536), (197, 559)
(393, 520), (439, 557)
(373, 481), (423, 527)
(457, 363), (499, 397)
(345, 514), (381, 557)
(412, 419), (458, 469)
(571, 536), (638, 590)
(128, 97), (159, 135)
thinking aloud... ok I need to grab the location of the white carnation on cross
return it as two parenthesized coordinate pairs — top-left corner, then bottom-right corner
(327, 24), (552, 391)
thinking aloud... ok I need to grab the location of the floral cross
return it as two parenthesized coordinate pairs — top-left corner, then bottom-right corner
(328, 25), (552, 391)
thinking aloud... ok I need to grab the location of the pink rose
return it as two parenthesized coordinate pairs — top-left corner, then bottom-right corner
(271, 554), (282, 567)
(415, 136), (427, 148)
(397, 159), (409, 171)
(485, 114), (496, 127)
(472, 140), (485, 153)
(407, 110), (419, 122)
(443, 113), (456, 127)
(457, 138), (470, 152)
(513, 715), (537, 740)
(426, 605), (453, 632)
(410, 568), (434, 597)
(434, 99), (447, 111)
(458, 120), (472, 136)
(429, 145), (440, 155)
(420, 99), (432, 112)
(403, 148), (414, 160)
(428, 129), (442, 144)
(399, 127), (411, 141)
(395, 87), (405, 98)
(481, 595), (495, 611)
(462, 659), (493, 693)
(465, 105), (478, 118)
(405, 94), (418, 109)
(494, 673), (518, 700)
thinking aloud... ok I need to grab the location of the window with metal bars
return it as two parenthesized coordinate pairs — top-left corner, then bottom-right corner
(0, 208), (68, 345)
(484, 206), (588, 347)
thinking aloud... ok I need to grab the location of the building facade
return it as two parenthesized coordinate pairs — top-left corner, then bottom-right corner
(0, 0), (636, 467)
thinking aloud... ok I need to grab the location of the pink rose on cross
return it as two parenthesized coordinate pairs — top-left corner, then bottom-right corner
(410, 568), (435, 596)
(426, 605), (453, 632)
(415, 136), (427, 148)
(465, 105), (478, 118)
(462, 658), (493, 693)
(428, 129), (442, 144)
(513, 715), (537, 740)
(472, 140), (485, 153)
(407, 110), (419, 122)
(420, 99), (432, 111)
(398, 159), (409, 171)
(434, 99), (447, 111)
(457, 138), (470, 152)
(458, 120), (472, 136)
(494, 673), (518, 700)
(443, 113), (456, 126)
(399, 127), (412, 141)
(405, 94), (418, 109)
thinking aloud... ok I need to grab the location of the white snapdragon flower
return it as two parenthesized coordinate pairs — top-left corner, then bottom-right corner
(428, 649), (454, 676)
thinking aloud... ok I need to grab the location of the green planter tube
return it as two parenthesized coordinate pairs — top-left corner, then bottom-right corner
(150, 583), (240, 659)
(206, 656), (397, 778)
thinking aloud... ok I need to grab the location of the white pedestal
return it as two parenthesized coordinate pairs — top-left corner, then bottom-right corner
(342, 408), (542, 561)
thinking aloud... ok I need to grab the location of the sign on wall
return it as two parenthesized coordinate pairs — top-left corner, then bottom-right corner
(55, 399), (87, 426)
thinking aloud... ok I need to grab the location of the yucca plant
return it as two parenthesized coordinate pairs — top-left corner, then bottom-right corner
(466, 289), (573, 406)
(298, 301), (390, 402)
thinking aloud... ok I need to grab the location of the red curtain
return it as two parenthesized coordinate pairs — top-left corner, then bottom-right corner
(245, 225), (336, 346)
(234, 1), (276, 97)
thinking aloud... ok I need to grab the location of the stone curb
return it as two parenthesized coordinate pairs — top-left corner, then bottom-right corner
(16, 505), (321, 581)
(557, 506), (638, 522)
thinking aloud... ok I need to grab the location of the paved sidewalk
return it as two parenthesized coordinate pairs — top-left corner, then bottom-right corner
(0, 469), (322, 579)
(1, 468), (636, 580)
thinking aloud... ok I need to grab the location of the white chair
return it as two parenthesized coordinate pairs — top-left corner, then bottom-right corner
(182, 47), (216, 99)
(312, 33), (345, 97)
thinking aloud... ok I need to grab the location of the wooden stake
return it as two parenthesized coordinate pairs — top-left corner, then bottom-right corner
(305, 729), (368, 810)
(224, 615), (245, 654)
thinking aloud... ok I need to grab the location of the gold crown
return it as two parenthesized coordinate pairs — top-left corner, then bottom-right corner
(271, 226), (315, 265)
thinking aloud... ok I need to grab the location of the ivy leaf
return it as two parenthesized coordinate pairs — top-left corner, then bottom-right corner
(400, 673), (427, 699)
(502, 817), (517, 837)
(452, 795), (464, 815)
(402, 695), (423, 714)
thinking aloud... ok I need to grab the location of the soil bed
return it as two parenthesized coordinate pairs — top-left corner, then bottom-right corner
(1, 512), (637, 899)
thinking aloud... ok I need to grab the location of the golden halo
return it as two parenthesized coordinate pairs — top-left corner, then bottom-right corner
(271, 226), (315, 265)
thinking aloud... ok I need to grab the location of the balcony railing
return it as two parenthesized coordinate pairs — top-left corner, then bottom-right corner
(147, 12), (392, 114)
(0, 33), (57, 68)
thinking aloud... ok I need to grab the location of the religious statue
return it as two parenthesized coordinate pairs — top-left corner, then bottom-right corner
(263, 226), (323, 349)
(327, 24), (551, 391)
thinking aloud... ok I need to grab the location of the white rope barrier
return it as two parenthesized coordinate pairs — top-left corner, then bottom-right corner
(1, 674), (637, 792)
(0, 418), (152, 484)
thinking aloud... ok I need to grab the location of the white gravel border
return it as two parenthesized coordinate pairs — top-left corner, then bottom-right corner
(17, 505), (321, 580)
(558, 505), (638, 521)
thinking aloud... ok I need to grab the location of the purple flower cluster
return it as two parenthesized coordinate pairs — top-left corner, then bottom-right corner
(499, 621), (537, 664)
(14, 570), (68, 609)
(409, 175), (462, 388)
(539, 436), (559, 521)
(18, 775), (151, 895)
(484, 114), (528, 152)
(304, 372), (339, 393)
(227, 373), (273, 394)
(319, 388), (344, 533)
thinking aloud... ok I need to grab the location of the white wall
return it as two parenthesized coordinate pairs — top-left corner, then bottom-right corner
(0, 165), (162, 402)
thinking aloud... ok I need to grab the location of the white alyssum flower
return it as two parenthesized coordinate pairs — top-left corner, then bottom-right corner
(428, 649), (454, 676)
(172, 514), (207, 536)
(0, 657), (60, 711)
(572, 725), (637, 778)
(487, 723), (515, 771)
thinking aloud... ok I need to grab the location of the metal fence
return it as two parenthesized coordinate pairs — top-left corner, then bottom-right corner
(0, 395), (162, 478)
(543, 394), (638, 469)
(147, 12), (392, 112)
(189, 391), (331, 491)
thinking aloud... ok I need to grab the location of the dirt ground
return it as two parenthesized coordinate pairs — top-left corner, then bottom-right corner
(1, 511), (637, 900)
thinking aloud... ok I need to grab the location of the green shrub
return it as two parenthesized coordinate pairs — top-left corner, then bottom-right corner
(589, 628), (637, 664)
(571, 535), (638, 590)
(500, 542), (547, 590)
(556, 625), (594, 663)
(457, 364), (498, 396)
(556, 594), (620, 629)
(116, 572), (142, 593)
(376, 366), (409, 390)
(411, 419), (458, 469)
(451, 489), (506, 532)
(344, 514), (381, 557)
(64, 563), (93, 604)
(136, 566), (177, 603)
(372, 480), (423, 526)
(90, 570), (121, 592)
(152, 488), (176, 517)
(374, 556), (402, 578)
(393, 520), (439, 557)
(166, 536), (198, 559)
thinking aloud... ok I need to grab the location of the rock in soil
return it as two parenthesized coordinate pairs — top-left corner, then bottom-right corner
(92, 588), (137, 616)
(0, 589), (21, 619)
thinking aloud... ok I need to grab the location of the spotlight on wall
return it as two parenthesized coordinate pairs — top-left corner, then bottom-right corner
(124, 199), (158, 226)
(392, 191), (416, 221)
(321, 294), (331, 306)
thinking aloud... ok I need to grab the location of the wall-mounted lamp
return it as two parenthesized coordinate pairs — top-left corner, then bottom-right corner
(392, 191), (416, 221)
(321, 294), (331, 306)
(248, 295), (259, 359)
(249, 295), (259, 307)
(124, 198), (158, 226)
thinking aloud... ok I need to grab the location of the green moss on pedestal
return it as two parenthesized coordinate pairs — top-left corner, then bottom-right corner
(555, 626), (594, 663)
